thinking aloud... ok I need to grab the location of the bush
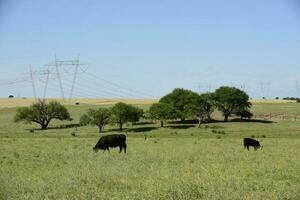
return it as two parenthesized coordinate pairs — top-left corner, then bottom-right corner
(79, 114), (91, 126)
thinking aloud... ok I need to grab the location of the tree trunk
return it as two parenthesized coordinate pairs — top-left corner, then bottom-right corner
(198, 119), (202, 128)
(98, 126), (102, 133)
(41, 123), (47, 130)
(224, 115), (229, 122)
(207, 114), (211, 122)
(119, 123), (123, 132)
(160, 121), (164, 127)
(40, 120), (50, 130)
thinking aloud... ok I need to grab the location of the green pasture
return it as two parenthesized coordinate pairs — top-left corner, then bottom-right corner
(0, 102), (300, 199)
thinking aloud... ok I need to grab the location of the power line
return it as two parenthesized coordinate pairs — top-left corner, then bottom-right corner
(70, 77), (132, 99)
(77, 76), (141, 98)
(84, 71), (156, 99)
(1, 56), (157, 99)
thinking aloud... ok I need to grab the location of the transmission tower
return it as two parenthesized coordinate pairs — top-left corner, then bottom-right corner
(29, 65), (37, 99)
(240, 83), (246, 91)
(259, 82), (271, 99)
(207, 84), (213, 92)
(29, 66), (51, 99)
(48, 55), (84, 101)
(295, 80), (300, 98)
(69, 54), (80, 101)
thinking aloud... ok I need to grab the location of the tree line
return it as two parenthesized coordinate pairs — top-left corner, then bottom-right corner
(148, 86), (252, 127)
(79, 103), (143, 132)
(14, 86), (252, 131)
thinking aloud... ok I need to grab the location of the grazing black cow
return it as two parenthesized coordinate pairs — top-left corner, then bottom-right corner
(244, 138), (262, 151)
(93, 134), (127, 153)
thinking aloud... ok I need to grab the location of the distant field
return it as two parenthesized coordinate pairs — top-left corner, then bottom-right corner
(0, 98), (298, 108)
(0, 98), (158, 108)
(0, 100), (300, 199)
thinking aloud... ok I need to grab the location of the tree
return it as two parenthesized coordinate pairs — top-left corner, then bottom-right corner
(110, 102), (142, 131)
(14, 99), (71, 129)
(186, 95), (208, 127)
(79, 114), (91, 126)
(213, 86), (251, 122)
(128, 106), (144, 125)
(233, 107), (253, 120)
(148, 102), (177, 127)
(80, 108), (111, 132)
(159, 88), (199, 121)
(199, 93), (215, 121)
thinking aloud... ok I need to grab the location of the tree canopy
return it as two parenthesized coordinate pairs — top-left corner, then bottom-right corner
(148, 102), (177, 127)
(185, 95), (209, 127)
(159, 88), (199, 121)
(110, 102), (142, 131)
(199, 93), (214, 121)
(80, 108), (111, 132)
(14, 100), (71, 129)
(213, 86), (251, 122)
(127, 106), (144, 125)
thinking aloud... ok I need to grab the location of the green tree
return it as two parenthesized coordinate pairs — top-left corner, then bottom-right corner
(213, 86), (251, 122)
(186, 95), (207, 127)
(79, 114), (91, 126)
(199, 93), (215, 121)
(148, 102), (177, 127)
(110, 102), (142, 131)
(233, 107), (253, 120)
(159, 88), (199, 121)
(14, 99), (71, 129)
(80, 108), (111, 132)
(128, 106), (144, 125)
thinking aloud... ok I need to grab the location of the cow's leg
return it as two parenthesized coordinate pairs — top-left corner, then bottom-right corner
(254, 146), (257, 151)
(119, 146), (123, 153)
(106, 147), (110, 152)
(123, 144), (127, 153)
(246, 146), (249, 151)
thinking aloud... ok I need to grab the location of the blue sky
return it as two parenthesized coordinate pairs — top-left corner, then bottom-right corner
(0, 0), (300, 99)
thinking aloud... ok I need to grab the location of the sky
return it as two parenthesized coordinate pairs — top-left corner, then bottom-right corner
(0, 0), (300, 99)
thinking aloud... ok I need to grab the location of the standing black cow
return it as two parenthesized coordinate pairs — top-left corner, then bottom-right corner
(93, 134), (127, 153)
(244, 138), (262, 151)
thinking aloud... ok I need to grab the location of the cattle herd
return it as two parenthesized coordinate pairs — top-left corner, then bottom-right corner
(93, 134), (263, 153)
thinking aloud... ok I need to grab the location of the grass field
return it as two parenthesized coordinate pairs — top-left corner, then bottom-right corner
(0, 98), (158, 108)
(1, 100), (300, 199)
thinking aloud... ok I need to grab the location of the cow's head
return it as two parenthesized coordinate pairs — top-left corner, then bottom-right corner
(93, 147), (99, 152)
